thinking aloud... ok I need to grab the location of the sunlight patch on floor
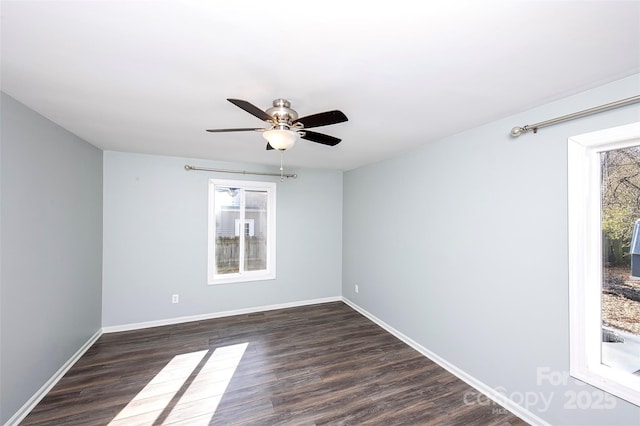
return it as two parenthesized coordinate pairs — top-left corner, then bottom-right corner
(108, 343), (249, 425)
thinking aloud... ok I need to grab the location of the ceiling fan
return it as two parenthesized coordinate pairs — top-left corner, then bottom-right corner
(206, 98), (348, 151)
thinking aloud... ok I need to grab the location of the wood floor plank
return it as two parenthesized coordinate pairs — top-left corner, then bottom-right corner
(20, 301), (528, 425)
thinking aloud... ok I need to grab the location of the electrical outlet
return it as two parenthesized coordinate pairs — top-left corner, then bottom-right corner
(355, 284), (359, 294)
(172, 294), (179, 304)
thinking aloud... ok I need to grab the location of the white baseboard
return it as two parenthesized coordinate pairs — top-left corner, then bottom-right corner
(102, 296), (342, 333)
(341, 297), (550, 426)
(4, 329), (103, 426)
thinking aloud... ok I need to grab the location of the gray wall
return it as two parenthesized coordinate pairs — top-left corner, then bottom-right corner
(0, 93), (103, 424)
(102, 151), (342, 327)
(343, 74), (640, 425)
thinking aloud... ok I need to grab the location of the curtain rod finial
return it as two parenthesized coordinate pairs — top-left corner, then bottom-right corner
(510, 126), (525, 137)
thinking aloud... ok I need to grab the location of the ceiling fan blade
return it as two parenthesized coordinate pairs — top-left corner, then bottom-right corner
(206, 128), (265, 133)
(294, 110), (348, 129)
(227, 98), (273, 122)
(266, 143), (274, 150)
(301, 130), (342, 146)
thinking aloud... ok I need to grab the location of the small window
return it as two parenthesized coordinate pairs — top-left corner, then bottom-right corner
(208, 179), (276, 284)
(568, 122), (640, 406)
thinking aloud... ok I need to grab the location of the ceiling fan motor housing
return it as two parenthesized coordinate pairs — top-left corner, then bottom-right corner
(266, 99), (298, 128)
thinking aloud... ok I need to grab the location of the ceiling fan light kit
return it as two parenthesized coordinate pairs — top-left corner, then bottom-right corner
(262, 128), (298, 151)
(206, 98), (348, 152)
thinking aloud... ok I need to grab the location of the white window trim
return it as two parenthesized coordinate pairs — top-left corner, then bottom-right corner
(208, 179), (276, 285)
(568, 121), (640, 406)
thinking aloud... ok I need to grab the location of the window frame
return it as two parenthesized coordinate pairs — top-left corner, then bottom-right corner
(568, 122), (640, 406)
(208, 178), (276, 285)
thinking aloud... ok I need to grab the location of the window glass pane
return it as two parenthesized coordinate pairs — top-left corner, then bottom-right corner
(215, 187), (240, 274)
(600, 147), (640, 377)
(244, 190), (268, 272)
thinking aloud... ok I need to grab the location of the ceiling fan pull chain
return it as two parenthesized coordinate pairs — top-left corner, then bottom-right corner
(280, 150), (285, 182)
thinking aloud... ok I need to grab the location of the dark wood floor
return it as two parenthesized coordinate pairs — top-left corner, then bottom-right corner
(21, 302), (527, 425)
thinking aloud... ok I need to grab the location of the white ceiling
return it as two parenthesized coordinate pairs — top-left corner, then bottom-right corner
(1, 1), (639, 171)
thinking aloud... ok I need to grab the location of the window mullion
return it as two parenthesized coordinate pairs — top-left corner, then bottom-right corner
(239, 188), (246, 274)
(588, 149), (604, 370)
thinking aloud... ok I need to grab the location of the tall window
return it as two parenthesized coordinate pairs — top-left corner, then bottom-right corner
(568, 122), (640, 406)
(208, 179), (276, 284)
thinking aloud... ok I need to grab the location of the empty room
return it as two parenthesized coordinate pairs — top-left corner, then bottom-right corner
(1, 1), (639, 425)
